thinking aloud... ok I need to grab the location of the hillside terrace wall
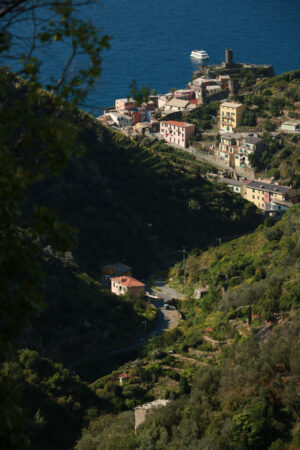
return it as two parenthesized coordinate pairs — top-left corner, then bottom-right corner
(195, 150), (256, 180)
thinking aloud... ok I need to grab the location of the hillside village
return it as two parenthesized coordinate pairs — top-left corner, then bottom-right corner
(97, 49), (300, 217)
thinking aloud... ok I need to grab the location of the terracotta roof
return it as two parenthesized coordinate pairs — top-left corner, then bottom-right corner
(111, 276), (145, 288)
(162, 120), (193, 127)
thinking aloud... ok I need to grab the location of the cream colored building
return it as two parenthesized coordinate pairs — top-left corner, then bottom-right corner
(111, 276), (145, 297)
(219, 102), (245, 132)
(244, 180), (298, 210)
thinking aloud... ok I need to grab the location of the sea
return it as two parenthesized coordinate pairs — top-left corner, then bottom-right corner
(12, 0), (300, 115)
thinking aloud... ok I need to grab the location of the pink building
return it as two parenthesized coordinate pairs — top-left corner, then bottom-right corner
(174, 89), (195, 101)
(115, 98), (137, 111)
(111, 276), (145, 297)
(160, 120), (195, 148)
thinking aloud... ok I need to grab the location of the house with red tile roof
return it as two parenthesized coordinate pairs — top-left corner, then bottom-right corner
(160, 120), (195, 148)
(118, 373), (131, 385)
(111, 276), (145, 297)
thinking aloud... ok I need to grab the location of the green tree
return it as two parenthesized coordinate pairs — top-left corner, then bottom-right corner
(263, 119), (276, 131)
(0, 1), (110, 447)
(269, 97), (285, 116)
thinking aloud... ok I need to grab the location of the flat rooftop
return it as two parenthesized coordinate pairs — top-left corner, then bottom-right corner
(221, 101), (244, 108)
(247, 180), (290, 194)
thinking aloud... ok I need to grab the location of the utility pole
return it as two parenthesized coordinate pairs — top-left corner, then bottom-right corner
(216, 237), (222, 246)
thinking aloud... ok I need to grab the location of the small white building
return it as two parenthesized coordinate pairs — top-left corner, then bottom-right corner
(108, 111), (133, 128)
(164, 98), (191, 112)
(216, 177), (244, 194)
(206, 84), (222, 96)
(264, 198), (293, 215)
(280, 121), (300, 132)
(158, 94), (173, 109)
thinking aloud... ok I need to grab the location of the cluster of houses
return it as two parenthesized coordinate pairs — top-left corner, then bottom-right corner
(97, 49), (299, 216)
(215, 130), (263, 169)
(97, 73), (230, 138)
(211, 174), (299, 215)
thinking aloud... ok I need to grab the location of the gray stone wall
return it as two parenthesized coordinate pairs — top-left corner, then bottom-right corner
(195, 151), (256, 180)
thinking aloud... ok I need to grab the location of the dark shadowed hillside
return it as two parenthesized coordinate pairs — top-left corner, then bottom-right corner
(31, 109), (261, 276)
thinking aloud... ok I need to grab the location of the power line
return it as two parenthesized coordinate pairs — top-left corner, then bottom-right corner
(155, 250), (181, 258)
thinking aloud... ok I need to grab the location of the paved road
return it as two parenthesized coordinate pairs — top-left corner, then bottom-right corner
(105, 280), (182, 356)
(152, 277), (185, 302)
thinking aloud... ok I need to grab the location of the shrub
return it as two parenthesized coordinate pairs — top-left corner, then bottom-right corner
(263, 228), (283, 241)
(264, 119), (276, 131)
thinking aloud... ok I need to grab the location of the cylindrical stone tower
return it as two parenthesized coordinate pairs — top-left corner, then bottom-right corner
(225, 49), (234, 66)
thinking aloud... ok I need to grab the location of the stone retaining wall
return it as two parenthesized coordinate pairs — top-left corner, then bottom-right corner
(195, 151), (256, 180)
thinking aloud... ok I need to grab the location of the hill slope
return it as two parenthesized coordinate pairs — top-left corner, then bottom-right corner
(75, 205), (300, 449)
(31, 108), (261, 276)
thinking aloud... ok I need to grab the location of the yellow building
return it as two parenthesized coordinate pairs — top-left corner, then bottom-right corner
(244, 181), (297, 210)
(219, 102), (245, 132)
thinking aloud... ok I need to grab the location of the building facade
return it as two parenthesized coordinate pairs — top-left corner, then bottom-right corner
(216, 133), (263, 169)
(244, 180), (298, 210)
(160, 120), (195, 148)
(111, 276), (145, 297)
(219, 102), (245, 132)
(280, 121), (300, 132)
(115, 98), (137, 111)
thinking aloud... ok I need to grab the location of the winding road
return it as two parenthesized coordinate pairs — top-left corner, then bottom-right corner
(68, 279), (182, 369)
(106, 279), (182, 356)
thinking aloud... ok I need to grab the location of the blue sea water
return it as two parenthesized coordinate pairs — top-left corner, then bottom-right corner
(91, 0), (300, 113)
(14, 0), (300, 114)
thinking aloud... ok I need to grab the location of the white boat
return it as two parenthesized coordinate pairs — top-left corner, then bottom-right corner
(190, 49), (209, 60)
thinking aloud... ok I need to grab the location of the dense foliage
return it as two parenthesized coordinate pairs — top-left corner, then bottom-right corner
(75, 205), (300, 449)
(238, 71), (300, 185)
(30, 107), (260, 277)
(0, 349), (103, 450)
(20, 252), (156, 371)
